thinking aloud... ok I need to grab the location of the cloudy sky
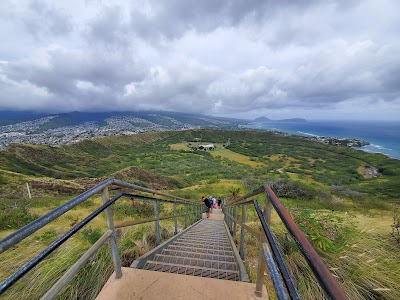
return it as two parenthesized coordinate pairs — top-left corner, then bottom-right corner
(0, 0), (399, 120)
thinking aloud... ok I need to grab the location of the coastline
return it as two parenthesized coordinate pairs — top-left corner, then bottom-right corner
(242, 126), (369, 147)
(241, 121), (400, 160)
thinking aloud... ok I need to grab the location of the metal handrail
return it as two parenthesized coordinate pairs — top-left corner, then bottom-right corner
(0, 192), (124, 294)
(0, 178), (193, 254)
(223, 184), (347, 300)
(0, 179), (201, 297)
(0, 179), (347, 299)
(254, 200), (300, 300)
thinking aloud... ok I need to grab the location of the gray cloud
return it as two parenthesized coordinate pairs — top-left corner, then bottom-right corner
(0, 0), (73, 39)
(128, 0), (339, 41)
(0, 0), (399, 119)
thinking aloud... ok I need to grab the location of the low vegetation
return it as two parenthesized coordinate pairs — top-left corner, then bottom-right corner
(0, 129), (399, 299)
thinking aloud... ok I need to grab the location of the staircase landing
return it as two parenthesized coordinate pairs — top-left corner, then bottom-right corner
(96, 267), (266, 300)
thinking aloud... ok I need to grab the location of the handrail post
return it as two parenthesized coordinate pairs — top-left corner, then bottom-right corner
(233, 206), (237, 236)
(223, 205), (226, 224)
(230, 207), (234, 234)
(255, 194), (272, 298)
(239, 204), (246, 260)
(153, 200), (161, 245)
(173, 202), (178, 235)
(264, 194), (273, 225)
(102, 187), (122, 279)
(255, 242), (267, 297)
(228, 207), (231, 233)
(230, 207), (234, 236)
(184, 204), (187, 228)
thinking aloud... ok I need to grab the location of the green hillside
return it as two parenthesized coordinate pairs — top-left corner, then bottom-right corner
(1, 129), (399, 201)
(1, 129), (399, 299)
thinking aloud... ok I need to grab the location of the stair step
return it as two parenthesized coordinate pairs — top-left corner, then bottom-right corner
(176, 238), (231, 247)
(144, 260), (240, 281)
(161, 249), (235, 262)
(132, 219), (248, 282)
(154, 254), (238, 271)
(167, 244), (234, 256)
(182, 234), (230, 241)
(172, 241), (231, 251)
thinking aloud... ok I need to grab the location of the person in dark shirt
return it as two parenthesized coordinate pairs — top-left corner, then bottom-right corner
(202, 196), (211, 218)
(217, 198), (222, 208)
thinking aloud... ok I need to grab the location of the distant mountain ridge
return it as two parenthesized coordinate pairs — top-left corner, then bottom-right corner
(253, 116), (307, 122)
(0, 110), (248, 148)
(253, 116), (271, 122)
(0, 110), (247, 125)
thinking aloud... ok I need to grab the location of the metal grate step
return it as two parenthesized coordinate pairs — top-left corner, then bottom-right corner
(172, 241), (232, 251)
(174, 238), (231, 247)
(161, 249), (236, 262)
(135, 219), (246, 281)
(144, 260), (240, 281)
(180, 234), (230, 242)
(167, 244), (235, 256)
(153, 254), (238, 271)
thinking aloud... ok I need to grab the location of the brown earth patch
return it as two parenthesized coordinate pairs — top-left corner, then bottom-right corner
(112, 166), (178, 190)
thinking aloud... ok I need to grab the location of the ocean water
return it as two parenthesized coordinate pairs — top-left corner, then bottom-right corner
(245, 120), (400, 159)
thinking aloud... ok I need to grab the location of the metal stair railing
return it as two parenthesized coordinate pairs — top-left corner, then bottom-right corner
(0, 178), (202, 299)
(223, 184), (348, 300)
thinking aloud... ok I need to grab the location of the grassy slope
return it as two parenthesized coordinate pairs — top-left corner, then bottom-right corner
(0, 129), (399, 299)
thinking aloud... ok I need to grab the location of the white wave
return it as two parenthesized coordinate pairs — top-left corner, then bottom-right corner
(297, 131), (319, 137)
(369, 143), (387, 150)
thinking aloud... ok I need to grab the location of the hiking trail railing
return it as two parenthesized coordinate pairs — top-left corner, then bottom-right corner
(0, 178), (202, 299)
(223, 184), (347, 300)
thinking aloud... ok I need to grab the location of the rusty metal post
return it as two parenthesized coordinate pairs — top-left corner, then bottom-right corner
(173, 202), (178, 235)
(102, 187), (122, 279)
(239, 204), (246, 260)
(153, 200), (161, 245)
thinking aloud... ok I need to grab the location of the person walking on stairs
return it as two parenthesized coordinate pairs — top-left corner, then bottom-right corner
(202, 196), (211, 219)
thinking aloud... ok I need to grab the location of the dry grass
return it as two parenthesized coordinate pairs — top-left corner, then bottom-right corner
(0, 193), (185, 300)
(210, 149), (266, 167)
(169, 143), (191, 151)
(324, 214), (400, 300)
(269, 154), (298, 167)
(241, 211), (400, 300)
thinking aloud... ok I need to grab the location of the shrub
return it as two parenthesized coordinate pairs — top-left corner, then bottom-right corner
(267, 178), (315, 199)
(34, 230), (57, 243)
(292, 211), (353, 252)
(81, 228), (103, 245)
(0, 203), (38, 230)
